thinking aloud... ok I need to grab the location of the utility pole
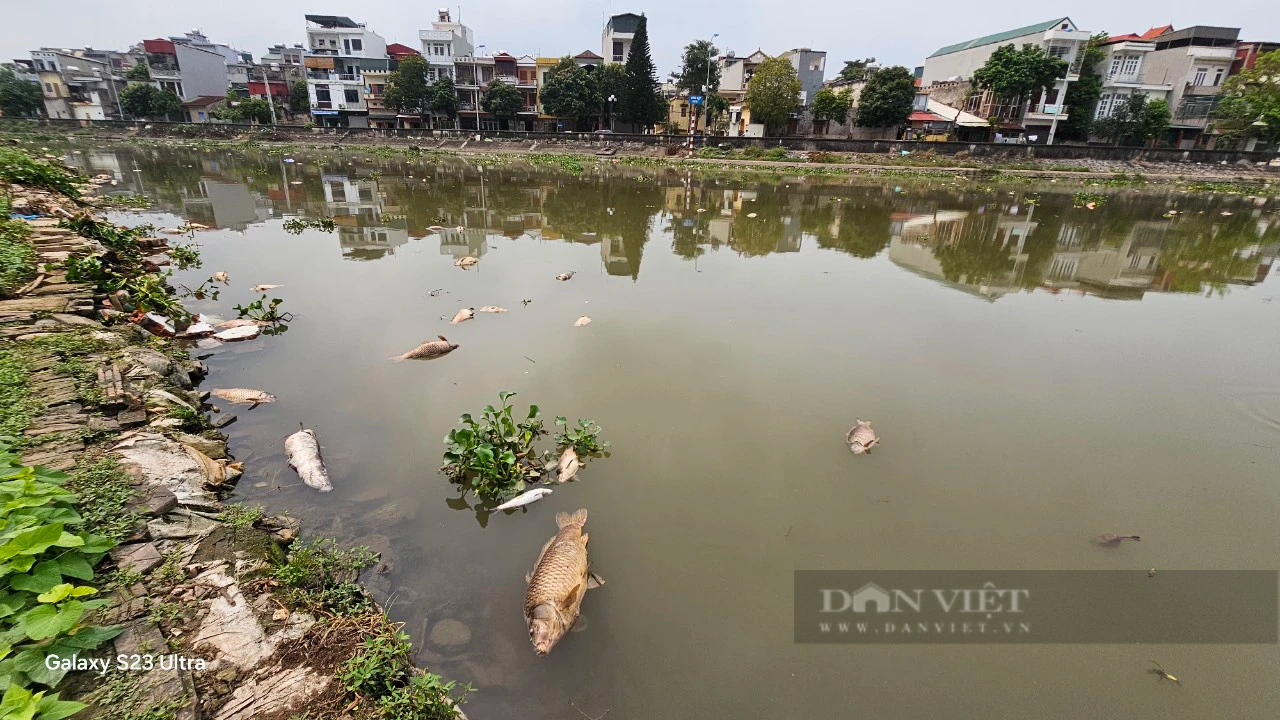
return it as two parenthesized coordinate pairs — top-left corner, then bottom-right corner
(475, 44), (485, 134)
(261, 64), (278, 125)
(701, 33), (718, 135)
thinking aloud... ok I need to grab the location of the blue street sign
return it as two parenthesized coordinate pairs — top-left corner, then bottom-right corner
(688, 95), (704, 105)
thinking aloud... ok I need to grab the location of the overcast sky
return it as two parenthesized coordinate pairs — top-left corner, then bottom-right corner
(3, 1), (1277, 77)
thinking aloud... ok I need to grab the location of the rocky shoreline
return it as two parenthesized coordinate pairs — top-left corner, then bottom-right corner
(1, 148), (468, 719)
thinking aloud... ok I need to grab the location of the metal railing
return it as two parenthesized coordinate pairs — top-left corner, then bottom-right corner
(1106, 72), (1146, 84)
(1183, 82), (1222, 96)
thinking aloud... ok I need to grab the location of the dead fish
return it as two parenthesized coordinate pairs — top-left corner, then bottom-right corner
(451, 307), (475, 324)
(556, 446), (580, 483)
(213, 325), (260, 342)
(846, 419), (879, 455)
(455, 225), (465, 232)
(390, 335), (458, 362)
(210, 388), (277, 406)
(157, 227), (187, 234)
(1094, 533), (1141, 545)
(495, 487), (553, 511)
(428, 225), (446, 232)
(574, 316), (592, 327)
(523, 509), (602, 655)
(186, 222), (208, 230)
(212, 271), (230, 283)
(556, 271), (575, 281)
(285, 423), (332, 492)
(746, 212), (758, 218)
(455, 256), (479, 268)
(215, 318), (262, 330)
(477, 305), (508, 313)
(251, 284), (281, 293)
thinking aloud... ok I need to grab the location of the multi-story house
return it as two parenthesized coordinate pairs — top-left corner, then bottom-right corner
(303, 14), (389, 128)
(1233, 41), (1280, 74)
(602, 13), (643, 64)
(415, 10), (474, 129)
(720, 49), (768, 136)
(167, 31), (254, 94)
(138, 38), (229, 99)
(922, 17), (1092, 144)
(1139, 25), (1239, 148)
(362, 44), (420, 129)
(454, 55), (494, 130)
(779, 48), (827, 107)
(1092, 29), (1176, 128)
(28, 49), (125, 120)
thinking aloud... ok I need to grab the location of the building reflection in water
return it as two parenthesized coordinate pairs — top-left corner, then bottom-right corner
(67, 145), (1278, 298)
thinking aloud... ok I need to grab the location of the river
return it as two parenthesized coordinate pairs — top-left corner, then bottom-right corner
(69, 143), (1280, 720)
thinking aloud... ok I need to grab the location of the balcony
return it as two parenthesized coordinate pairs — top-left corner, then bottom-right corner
(1026, 103), (1069, 120)
(1186, 46), (1235, 60)
(520, 105), (537, 113)
(315, 100), (332, 109)
(1183, 82), (1223, 96)
(307, 71), (362, 82)
(1106, 72), (1146, 84)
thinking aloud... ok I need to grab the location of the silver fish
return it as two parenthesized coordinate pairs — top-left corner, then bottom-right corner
(390, 335), (458, 362)
(455, 256), (479, 268)
(495, 487), (554, 511)
(574, 316), (592, 327)
(251, 284), (281, 293)
(285, 423), (332, 492)
(556, 271), (576, 281)
(524, 509), (602, 655)
(556, 446), (580, 483)
(451, 307), (475, 324)
(477, 306), (508, 313)
(846, 419), (879, 455)
(210, 388), (277, 406)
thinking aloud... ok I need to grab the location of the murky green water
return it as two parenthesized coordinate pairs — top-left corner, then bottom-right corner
(70, 144), (1280, 719)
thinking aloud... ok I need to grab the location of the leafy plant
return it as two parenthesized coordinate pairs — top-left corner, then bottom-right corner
(0, 148), (82, 199)
(273, 539), (377, 615)
(233, 295), (290, 323)
(220, 504), (264, 529)
(442, 391), (549, 500)
(282, 218), (336, 234)
(340, 620), (469, 720)
(0, 213), (36, 299)
(167, 243), (201, 270)
(0, 443), (119, 715)
(59, 214), (191, 322)
(554, 417), (610, 454)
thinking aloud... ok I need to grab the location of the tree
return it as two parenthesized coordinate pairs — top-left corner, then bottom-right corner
(1216, 49), (1280, 145)
(811, 87), (851, 132)
(855, 65), (915, 128)
(125, 63), (150, 81)
(541, 57), (600, 130)
(120, 84), (179, 119)
(384, 54), (430, 121)
(836, 58), (875, 84)
(1093, 94), (1169, 146)
(0, 68), (42, 117)
(744, 56), (800, 134)
(428, 76), (459, 124)
(481, 80), (522, 127)
(595, 62), (626, 128)
(1058, 32), (1109, 141)
(672, 39), (720, 95)
(705, 93), (730, 132)
(289, 80), (310, 113)
(151, 89), (182, 120)
(972, 43), (1067, 106)
(619, 14), (665, 129)
(216, 91), (273, 123)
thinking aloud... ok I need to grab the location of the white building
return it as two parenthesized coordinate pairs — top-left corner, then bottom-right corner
(1092, 28), (1176, 127)
(419, 8), (474, 83)
(922, 17), (1093, 144)
(602, 13), (643, 64)
(29, 49), (124, 120)
(303, 14), (388, 128)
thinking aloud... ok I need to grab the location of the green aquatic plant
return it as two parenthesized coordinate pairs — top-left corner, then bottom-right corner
(442, 391), (549, 500)
(167, 243), (201, 270)
(233, 295), (290, 324)
(554, 416), (610, 455)
(282, 217), (336, 234)
(273, 538), (377, 614)
(340, 618), (470, 720)
(0, 147), (82, 198)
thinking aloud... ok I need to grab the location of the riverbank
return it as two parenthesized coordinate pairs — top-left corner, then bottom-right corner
(0, 147), (469, 719)
(4, 121), (1278, 185)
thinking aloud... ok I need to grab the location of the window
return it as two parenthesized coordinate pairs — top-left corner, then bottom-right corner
(344, 89), (360, 103)
(1047, 45), (1070, 58)
(1213, 67), (1224, 86)
(314, 85), (331, 101)
(1192, 67), (1207, 85)
(1109, 56), (1122, 76)
(1121, 55), (1140, 75)
(44, 82), (53, 93)
(680, 104), (687, 117)
(612, 41), (623, 62)
(350, 39), (362, 51)
(1095, 93), (1112, 118)
(432, 43), (447, 56)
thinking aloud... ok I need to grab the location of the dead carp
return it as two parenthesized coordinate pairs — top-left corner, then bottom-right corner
(556, 271), (575, 281)
(556, 446), (580, 483)
(574, 316), (592, 327)
(455, 256), (479, 268)
(477, 306), (508, 313)
(210, 388), (277, 406)
(846, 419), (879, 455)
(451, 307), (475, 324)
(390, 335), (458, 362)
(524, 509), (603, 655)
(285, 423), (332, 492)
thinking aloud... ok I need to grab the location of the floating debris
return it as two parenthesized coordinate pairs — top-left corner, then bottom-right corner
(390, 335), (458, 362)
(1150, 660), (1181, 686)
(455, 256), (479, 268)
(478, 305), (508, 313)
(214, 318), (262, 330)
(1094, 533), (1141, 545)
(210, 388), (277, 406)
(495, 487), (554, 511)
(428, 225), (445, 232)
(556, 271), (576, 281)
(213, 325), (261, 342)
(574, 316), (592, 327)
(451, 307), (475, 324)
(251, 284), (281, 293)
(212, 271), (230, 283)
(285, 423), (332, 492)
(524, 509), (601, 656)
(845, 419), (879, 455)
(746, 212), (758, 218)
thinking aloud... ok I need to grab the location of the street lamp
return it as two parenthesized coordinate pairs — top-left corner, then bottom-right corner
(475, 45), (486, 134)
(608, 94), (616, 132)
(701, 33), (719, 135)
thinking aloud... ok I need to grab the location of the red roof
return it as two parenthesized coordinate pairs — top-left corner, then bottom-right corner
(575, 50), (603, 60)
(908, 111), (946, 122)
(1141, 25), (1173, 39)
(143, 38), (176, 55)
(386, 43), (420, 58)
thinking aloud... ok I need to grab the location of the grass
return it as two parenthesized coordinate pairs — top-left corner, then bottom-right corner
(90, 667), (188, 720)
(0, 345), (39, 441)
(221, 503), (264, 529)
(273, 538), (378, 615)
(0, 203), (37, 298)
(65, 455), (141, 542)
(340, 619), (471, 720)
(0, 146), (83, 197)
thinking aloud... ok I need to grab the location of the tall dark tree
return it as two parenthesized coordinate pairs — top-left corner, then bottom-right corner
(289, 79), (310, 113)
(0, 69), (42, 117)
(972, 43), (1067, 107)
(671, 39), (720, 95)
(1058, 33), (1109, 141)
(429, 76), (459, 125)
(836, 58), (875, 83)
(541, 57), (600, 130)
(619, 15), (664, 129)
(481, 81), (522, 128)
(384, 54), (430, 122)
(855, 65), (915, 128)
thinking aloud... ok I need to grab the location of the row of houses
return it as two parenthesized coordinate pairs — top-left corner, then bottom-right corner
(912, 18), (1276, 148)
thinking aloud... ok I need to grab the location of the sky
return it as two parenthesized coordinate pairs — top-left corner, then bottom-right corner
(3, 0), (1277, 78)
